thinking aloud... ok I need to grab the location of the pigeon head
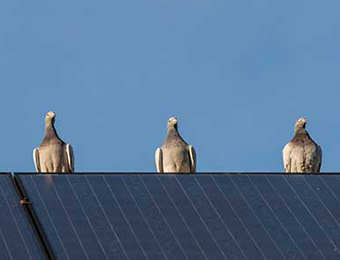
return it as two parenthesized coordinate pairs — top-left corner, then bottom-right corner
(294, 117), (307, 133)
(167, 117), (178, 129)
(45, 111), (56, 126)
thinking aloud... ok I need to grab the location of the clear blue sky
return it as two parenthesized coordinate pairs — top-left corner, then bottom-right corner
(1, 1), (339, 172)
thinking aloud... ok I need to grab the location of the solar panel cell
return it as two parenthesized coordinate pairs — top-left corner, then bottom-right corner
(285, 175), (340, 259)
(90, 175), (148, 260)
(141, 175), (207, 260)
(160, 175), (225, 260)
(124, 175), (189, 260)
(213, 175), (269, 260)
(71, 175), (129, 260)
(304, 176), (340, 251)
(180, 175), (248, 260)
(250, 175), (308, 260)
(268, 175), (328, 260)
(105, 175), (167, 260)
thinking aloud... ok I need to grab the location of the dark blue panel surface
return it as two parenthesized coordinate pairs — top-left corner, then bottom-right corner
(178, 175), (246, 260)
(123, 175), (188, 260)
(235, 175), (304, 260)
(20, 174), (129, 260)
(141, 175), (207, 260)
(0, 174), (44, 260)
(251, 175), (309, 260)
(105, 175), (167, 260)
(284, 175), (340, 259)
(198, 175), (263, 260)
(17, 173), (340, 260)
(160, 175), (225, 260)
(268, 175), (330, 260)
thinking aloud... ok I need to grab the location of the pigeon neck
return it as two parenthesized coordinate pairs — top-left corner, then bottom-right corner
(45, 124), (58, 139)
(294, 128), (308, 137)
(167, 126), (180, 138)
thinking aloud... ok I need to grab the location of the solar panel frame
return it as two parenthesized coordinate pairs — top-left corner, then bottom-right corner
(0, 173), (45, 260)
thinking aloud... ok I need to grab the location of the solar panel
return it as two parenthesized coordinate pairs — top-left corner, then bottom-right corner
(140, 175), (207, 260)
(283, 175), (340, 259)
(0, 174), (45, 260)
(16, 173), (340, 260)
(231, 175), (303, 260)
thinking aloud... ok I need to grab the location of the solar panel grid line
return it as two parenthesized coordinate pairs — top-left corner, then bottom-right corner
(102, 176), (150, 260)
(175, 176), (228, 260)
(248, 175), (311, 260)
(109, 176), (171, 260)
(266, 175), (328, 260)
(84, 175), (130, 260)
(211, 176), (268, 260)
(0, 229), (12, 260)
(197, 176), (255, 260)
(49, 177), (91, 260)
(0, 181), (35, 260)
(29, 176), (72, 260)
(138, 175), (191, 260)
(319, 177), (340, 204)
(321, 177), (340, 204)
(138, 175), (189, 260)
(302, 177), (340, 250)
(65, 176), (111, 260)
(202, 176), (264, 260)
(142, 175), (207, 260)
(162, 176), (234, 260)
(89, 175), (146, 260)
(221, 176), (276, 259)
(319, 177), (340, 226)
(193, 176), (249, 260)
(247, 176), (308, 260)
(157, 175), (209, 260)
(120, 176), (170, 260)
(302, 176), (340, 229)
(73, 176), (130, 260)
(163, 175), (229, 260)
(229, 175), (286, 260)
(283, 176), (340, 258)
(0, 184), (15, 260)
(318, 175), (340, 251)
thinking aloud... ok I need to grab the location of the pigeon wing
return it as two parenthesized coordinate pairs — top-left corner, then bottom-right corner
(155, 148), (163, 173)
(66, 144), (75, 173)
(188, 145), (196, 173)
(282, 142), (293, 173)
(33, 148), (41, 173)
(315, 145), (322, 173)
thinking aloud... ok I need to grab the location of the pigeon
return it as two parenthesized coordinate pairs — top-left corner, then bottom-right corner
(155, 117), (196, 173)
(33, 111), (74, 173)
(283, 117), (322, 173)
